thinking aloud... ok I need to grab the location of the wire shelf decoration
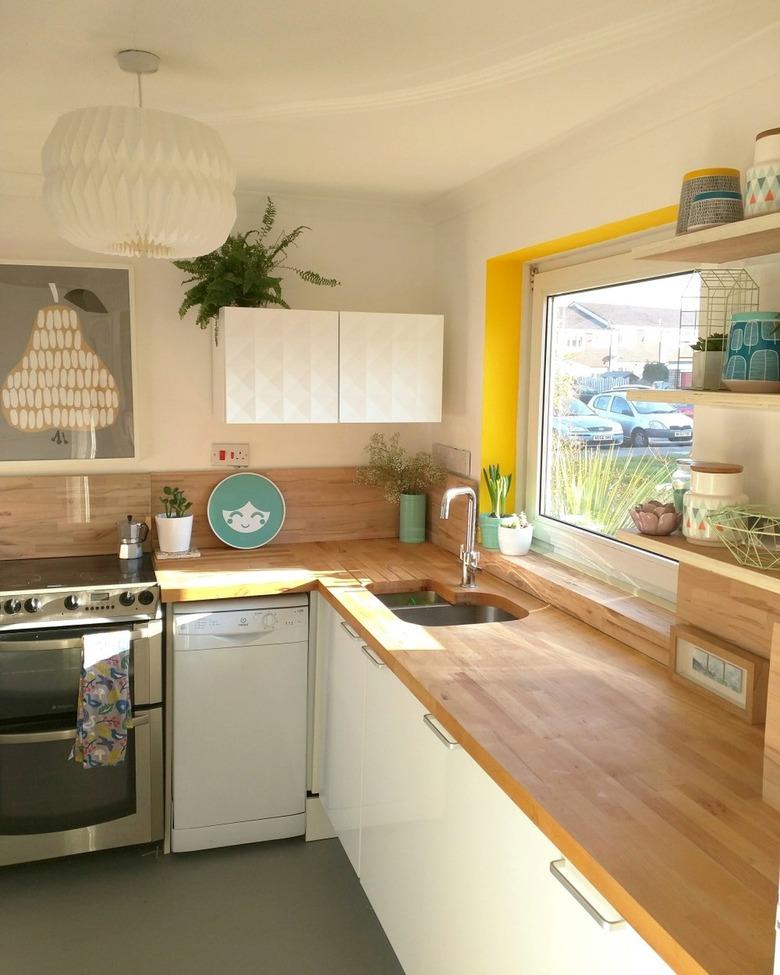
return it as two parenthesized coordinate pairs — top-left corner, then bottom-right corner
(678, 269), (759, 390)
(705, 505), (780, 570)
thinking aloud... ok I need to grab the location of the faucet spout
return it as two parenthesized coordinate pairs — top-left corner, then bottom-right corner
(439, 485), (479, 588)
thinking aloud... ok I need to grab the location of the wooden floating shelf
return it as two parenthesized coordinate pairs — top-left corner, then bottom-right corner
(631, 211), (780, 265)
(617, 529), (780, 596)
(625, 388), (780, 409)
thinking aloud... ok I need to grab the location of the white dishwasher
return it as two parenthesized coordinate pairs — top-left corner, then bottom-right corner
(171, 595), (308, 853)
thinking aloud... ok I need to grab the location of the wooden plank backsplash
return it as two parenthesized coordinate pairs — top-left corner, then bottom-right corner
(150, 467), (397, 550)
(0, 474), (151, 560)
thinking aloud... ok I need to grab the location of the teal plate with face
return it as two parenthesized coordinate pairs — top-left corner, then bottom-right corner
(207, 473), (286, 549)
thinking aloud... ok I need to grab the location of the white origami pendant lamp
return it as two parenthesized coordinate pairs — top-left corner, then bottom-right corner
(41, 50), (236, 259)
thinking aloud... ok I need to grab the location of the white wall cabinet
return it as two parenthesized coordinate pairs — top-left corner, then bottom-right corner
(213, 307), (340, 424)
(318, 603), (673, 975)
(339, 312), (443, 423)
(213, 308), (443, 424)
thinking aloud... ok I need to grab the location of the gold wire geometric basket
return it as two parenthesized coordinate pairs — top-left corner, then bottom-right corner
(705, 505), (780, 569)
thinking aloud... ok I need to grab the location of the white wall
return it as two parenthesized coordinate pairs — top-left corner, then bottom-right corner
(0, 186), (439, 473)
(430, 26), (780, 504)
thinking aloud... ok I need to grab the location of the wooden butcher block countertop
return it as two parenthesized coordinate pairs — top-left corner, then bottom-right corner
(155, 540), (780, 975)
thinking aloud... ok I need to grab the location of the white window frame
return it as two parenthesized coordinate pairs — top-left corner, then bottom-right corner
(522, 248), (696, 604)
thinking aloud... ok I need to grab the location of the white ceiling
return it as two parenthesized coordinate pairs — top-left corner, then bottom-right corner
(1, 0), (777, 202)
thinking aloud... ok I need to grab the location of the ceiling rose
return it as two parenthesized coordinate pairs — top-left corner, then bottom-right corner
(41, 50), (236, 259)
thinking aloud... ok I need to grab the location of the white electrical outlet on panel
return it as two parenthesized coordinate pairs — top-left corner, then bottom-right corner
(211, 444), (250, 468)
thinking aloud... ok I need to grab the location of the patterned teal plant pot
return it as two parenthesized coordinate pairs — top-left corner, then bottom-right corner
(723, 312), (780, 393)
(478, 513), (514, 550)
(399, 493), (426, 544)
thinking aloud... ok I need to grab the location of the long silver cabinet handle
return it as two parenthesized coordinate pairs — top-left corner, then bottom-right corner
(549, 859), (626, 931)
(423, 713), (459, 749)
(0, 708), (150, 744)
(361, 644), (386, 669)
(340, 620), (361, 641)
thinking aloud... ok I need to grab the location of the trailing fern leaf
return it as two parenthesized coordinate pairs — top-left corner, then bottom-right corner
(173, 198), (340, 336)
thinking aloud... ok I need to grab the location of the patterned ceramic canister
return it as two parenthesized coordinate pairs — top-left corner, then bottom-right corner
(722, 312), (780, 393)
(744, 160), (780, 217)
(683, 463), (747, 547)
(687, 190), (743, 231)
(676, 168), (741, 234)
(754, 127), (780, 164)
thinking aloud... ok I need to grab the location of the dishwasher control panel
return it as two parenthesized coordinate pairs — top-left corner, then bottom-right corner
(175, 606), (308, 644)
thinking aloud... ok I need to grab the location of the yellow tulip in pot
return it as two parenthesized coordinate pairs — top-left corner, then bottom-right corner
(479, 465), (514, 549)
(155, 486), (193, 554)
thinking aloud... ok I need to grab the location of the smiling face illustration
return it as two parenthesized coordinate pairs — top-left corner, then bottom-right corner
(222, 501), (270, 534)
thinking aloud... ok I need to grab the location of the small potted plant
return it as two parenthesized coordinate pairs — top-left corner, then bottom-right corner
(479, 464), (514, 550)
(356, 433), (445, 543)
(497, 512), (534, 556)
(155, 486), (193, 554)
(690, 332), (726, 390)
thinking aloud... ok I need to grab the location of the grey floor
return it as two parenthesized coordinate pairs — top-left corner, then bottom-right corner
(0, 838), (404, 975)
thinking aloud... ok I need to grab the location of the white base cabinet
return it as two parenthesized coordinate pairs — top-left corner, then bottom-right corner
(318, 603), (366, 873)
(318, 601), (673, 975)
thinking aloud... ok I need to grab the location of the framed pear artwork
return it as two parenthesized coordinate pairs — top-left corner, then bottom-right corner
(0, 262), (135, 460)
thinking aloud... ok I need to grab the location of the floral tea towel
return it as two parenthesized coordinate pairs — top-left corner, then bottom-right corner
(70, 630), (133, 768)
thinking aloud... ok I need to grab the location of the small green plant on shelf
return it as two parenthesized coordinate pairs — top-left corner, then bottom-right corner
(482, 464), (512, 517)
(173, 197), (340, 337)
(159, 486), (192, 519)
(355, 433), (445, 503)
(690, 332), (727, 352)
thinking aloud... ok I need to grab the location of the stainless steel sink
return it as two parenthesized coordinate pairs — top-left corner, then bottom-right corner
(377, 590), (522, 626)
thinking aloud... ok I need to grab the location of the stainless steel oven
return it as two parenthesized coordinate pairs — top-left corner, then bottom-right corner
(0, 556), (164, 867)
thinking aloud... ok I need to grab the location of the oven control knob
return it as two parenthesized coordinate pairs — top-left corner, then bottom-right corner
(64, 594), (82, 611)
(138, 590), (155, 606)
(119, 591), (136, 607)
(24, 597), (42, 614)
(3, 598), (21, 615)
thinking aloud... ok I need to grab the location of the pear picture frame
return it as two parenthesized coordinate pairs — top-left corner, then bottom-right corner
(0, 261), (136, 461)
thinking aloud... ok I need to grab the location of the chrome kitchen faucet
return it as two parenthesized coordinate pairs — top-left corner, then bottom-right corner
(440, 486), (479, 588)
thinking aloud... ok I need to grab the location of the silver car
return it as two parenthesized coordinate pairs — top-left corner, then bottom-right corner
(587, 392), (693, 447)
(552, 398), (623, 447)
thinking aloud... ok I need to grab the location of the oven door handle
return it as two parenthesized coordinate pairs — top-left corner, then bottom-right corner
(0, 710), (150, 744)
(0, 621), (161, 654)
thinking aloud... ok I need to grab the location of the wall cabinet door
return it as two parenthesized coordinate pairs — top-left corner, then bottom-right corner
(317, 600), (366, 873)
(339, 312), (443, 422)
(213, 307), (339, 423)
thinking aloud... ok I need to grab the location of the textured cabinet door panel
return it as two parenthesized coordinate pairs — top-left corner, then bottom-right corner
(214, 308), (339, 423)
(339, 312), (443, 422)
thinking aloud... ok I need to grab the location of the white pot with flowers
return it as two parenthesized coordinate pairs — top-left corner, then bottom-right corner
(497, 512), (533, 556)
(155, 486), (193, 554)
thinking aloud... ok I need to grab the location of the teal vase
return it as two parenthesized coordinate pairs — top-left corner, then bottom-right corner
(399, 493), (426, 544)
(479, 513), (514, 550)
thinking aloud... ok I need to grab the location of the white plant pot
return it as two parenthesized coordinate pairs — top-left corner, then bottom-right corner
(497, 524), (533, 557)
(155, 514), (193, 554)
(691, 350), (724, 390)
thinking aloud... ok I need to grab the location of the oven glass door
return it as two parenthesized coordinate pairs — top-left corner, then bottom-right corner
(0, 708), (162, 865)
(0, 721), (136, 834)
(0, 620), (159, 722)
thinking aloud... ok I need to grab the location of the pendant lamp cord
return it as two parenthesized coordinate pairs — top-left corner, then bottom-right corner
(137, 72), (143, 109)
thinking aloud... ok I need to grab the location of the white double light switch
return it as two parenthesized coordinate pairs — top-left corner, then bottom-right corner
(211, 443), (250, 468)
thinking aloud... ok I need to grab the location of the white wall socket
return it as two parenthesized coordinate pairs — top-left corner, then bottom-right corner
(211, 443), (250, 468)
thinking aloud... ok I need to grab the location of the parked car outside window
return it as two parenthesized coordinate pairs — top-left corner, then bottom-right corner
(552, 398), (623, 447)
(587, 393), (692, 447)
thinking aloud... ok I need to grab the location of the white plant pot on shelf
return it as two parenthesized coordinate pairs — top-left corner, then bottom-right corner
(691, 350), (724, 390)
(155, 514), (193, 554)
(497, 524), (533, 557)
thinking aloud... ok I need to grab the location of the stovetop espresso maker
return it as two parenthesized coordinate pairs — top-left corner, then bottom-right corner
(118, 514), (149, 561)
